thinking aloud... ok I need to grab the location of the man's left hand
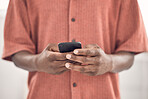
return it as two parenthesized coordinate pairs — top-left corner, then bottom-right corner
(65, 44), (113, 76)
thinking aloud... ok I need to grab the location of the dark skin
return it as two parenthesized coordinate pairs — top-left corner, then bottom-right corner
(12, 43), (135, 76)
(12, 43), (80, 75)
(65, 44), (135, 76)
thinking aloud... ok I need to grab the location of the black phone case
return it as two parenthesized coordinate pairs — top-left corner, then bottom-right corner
(58, 42), (82, 53)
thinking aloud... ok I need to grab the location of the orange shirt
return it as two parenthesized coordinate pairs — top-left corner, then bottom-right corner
(2, 0), (148, 99)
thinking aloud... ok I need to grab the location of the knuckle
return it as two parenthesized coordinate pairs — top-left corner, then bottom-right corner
(46, 51), (51, 58)
(82, 57), (87, 63)
(71, 55), (76, 60)
(94, 57), (100, 64)
(86, 50), (91, 55)
(46, 44), (52, 50)
(95, 49), (100, 55)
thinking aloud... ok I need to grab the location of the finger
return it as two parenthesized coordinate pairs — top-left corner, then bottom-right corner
(51, 44), (59, 52)
(50, 52), (75, 60)
(73, 48), (102, 56)
(66, 60), (82, 65)
(83, 44), (100, 49)
(47, 51), (67, 60)
(54, 60), (81, 67)
(53, 61), (68, 67)
(45, 43), (59, 52)
(65, 63), (96, 73)
(66, 54), (97, 64)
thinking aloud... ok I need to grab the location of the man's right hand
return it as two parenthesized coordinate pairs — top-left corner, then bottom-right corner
(34, 44), (72, 75)
(12, 43), (79, 75)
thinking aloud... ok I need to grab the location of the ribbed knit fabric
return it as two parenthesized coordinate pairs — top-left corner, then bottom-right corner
(2, 0), (148, 99)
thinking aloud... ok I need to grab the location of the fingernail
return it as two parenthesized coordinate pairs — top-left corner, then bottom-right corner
(74, 50), (79, 54)
(66, 54), (71, 59)
(65, 63), (71, 68)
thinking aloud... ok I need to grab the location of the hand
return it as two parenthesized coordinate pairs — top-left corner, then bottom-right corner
(65, 44), (113, 76)
(35, 43), (77, 75)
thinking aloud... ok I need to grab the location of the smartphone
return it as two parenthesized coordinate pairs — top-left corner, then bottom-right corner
(58, 41), (82, 53)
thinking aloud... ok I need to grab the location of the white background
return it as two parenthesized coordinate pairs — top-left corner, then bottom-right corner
(0, 0), (148, 99)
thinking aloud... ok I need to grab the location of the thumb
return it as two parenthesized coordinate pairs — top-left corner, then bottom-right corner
(45, 43), (59, 52)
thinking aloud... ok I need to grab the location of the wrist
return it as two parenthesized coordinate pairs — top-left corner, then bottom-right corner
(31, 54), (40, 72)
(108, 55), (115, 73)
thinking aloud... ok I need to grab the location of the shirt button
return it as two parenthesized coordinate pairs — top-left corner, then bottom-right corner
(73, 82), (77, 87)
(71, 18), (76, 22)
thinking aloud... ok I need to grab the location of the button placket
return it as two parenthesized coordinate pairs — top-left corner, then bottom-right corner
(69, 0), (77, 42)
(68, 1), (81, 98)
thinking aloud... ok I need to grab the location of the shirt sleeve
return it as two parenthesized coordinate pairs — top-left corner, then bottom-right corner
(115, 0), (148, 54)
(2, 0), (36, 61)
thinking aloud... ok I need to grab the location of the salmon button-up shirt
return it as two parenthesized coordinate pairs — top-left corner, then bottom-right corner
(2, 0), (148, 99)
